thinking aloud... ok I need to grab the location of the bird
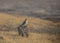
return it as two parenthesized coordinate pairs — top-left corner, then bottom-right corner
(17, 18), (29, 37)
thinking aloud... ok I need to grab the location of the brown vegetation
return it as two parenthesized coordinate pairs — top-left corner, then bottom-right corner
(0, 13), (60, 43)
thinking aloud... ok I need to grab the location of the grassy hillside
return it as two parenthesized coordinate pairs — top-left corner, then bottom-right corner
(0, 13), (60, 43)
(0, 13), (58, 29)
(0, 13), (60, 32)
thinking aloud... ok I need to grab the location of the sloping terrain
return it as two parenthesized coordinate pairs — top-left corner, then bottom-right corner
(0, 13), (59, 31)
(0, 13), (60, 43)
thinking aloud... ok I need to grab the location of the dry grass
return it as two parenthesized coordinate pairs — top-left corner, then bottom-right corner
(0, 13), (60, 43)
(0, 31), (60, 43)
(0, 13), (58, 29)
